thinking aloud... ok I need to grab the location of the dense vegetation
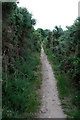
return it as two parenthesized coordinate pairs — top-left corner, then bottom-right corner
(2, 1), (80, 119)
(2, 2), (42, 118)
(43, 18), (80, 118)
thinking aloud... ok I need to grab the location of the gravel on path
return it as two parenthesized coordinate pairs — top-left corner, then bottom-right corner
(37, 47), (67, 118)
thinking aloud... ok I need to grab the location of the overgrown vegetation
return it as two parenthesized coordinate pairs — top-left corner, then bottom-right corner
(2, 1), (80, 119)
(2, 2), (42, 118)
(43, 18), (80, 118)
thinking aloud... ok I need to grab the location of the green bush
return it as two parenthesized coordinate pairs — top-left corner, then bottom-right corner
(2, 2), (41, 118)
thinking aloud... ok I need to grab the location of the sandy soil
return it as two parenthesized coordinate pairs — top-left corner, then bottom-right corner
(37, 47), (67, 118)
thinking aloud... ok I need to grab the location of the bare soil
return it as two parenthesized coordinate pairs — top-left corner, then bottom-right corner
(37, 47), (67, 118)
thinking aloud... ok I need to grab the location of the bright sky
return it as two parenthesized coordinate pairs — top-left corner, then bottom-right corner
(18, 0), (79, 30)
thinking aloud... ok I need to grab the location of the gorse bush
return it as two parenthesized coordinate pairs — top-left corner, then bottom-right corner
(44, 18), (80, 87)
(43, 17), (80, 118)
(2, 2), (42, 118)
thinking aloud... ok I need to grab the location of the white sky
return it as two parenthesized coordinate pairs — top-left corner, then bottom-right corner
(18, 0), (79, 30)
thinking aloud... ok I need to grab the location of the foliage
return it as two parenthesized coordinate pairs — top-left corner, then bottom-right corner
(44, 19), (80, 86)
(43, 18), (80, 118)
(2, 2), (41, 118)
(45, 49), (80, 119)
(2, 52), (41, 118)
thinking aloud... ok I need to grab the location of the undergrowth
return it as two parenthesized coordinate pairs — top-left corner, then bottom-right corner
(45, 48), (80, 119)
(2, 52), (42, 118)
(2, 2), (43, 118)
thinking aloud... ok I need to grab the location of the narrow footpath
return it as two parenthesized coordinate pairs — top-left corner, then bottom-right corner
(37, 47), (67, 118)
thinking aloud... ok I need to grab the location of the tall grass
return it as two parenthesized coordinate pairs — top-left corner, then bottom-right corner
(45, 48), (80, 119)
(2, 52), (42, 118)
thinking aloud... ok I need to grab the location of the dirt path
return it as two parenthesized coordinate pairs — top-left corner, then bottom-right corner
(37, 47), (67, 118)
